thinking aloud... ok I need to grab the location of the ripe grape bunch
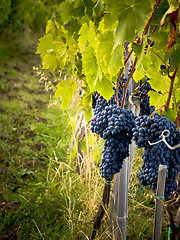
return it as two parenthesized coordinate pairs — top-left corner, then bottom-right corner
(91, 83), (136, 179)
(135, 80), (155, 116)
(133, 113), (180, 199)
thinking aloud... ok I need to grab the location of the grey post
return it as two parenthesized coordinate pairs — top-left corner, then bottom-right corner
(153, 164), (167, 240)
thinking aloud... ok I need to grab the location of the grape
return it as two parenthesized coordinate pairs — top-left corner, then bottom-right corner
(90, 81), (135, 179)
(133, 113), (180, 199)
(99, 106), (136, 178)
(135, 80), (155, 116)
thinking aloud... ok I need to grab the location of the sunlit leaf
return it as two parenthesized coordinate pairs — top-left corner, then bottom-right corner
(54, 80), (77, 111)
(104, 0), (152, 45)
(162, 108), (177, 123)
(82, 46), (99, 91)
(78, 22), (97, 49)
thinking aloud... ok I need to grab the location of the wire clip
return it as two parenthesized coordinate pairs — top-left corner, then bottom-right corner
(153, 193), (165, 200)
(104, 179), (112, 185)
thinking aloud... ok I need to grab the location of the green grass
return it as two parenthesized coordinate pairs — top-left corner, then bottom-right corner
(0, 36), (177, 240)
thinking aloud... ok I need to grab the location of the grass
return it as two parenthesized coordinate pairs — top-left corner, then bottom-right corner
(0, 35), (178, 240)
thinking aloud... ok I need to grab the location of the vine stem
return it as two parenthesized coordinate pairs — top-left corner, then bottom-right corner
(150, 67), (178, 117)
(121, 57), (137, 108)
(146, 48), (168, 66)
(143, 0), (162, 36)
(164, 67), (178, 109)
(116, 67), (124, 106)
(120, 0), (162, 108)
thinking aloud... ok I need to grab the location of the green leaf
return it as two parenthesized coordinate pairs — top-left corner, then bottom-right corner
(73, 0), (85, 18)
(78, 22), (97, 49)
(162, 108), (177, 123)
(175, 87), (180, 102)
(104, 0), (152, 45)
(36, 34), (54, 54)
(150, 31), (169, 54)
(94, 0), (104, 16)
(83, 0), (94, 17)
(54, 80), (77, 111)
(37, 34), (66, 72)
(147, 68), (167, 93)
(132, 43), (142, 58)
(46, 20), (55, 34)
(169, 46), (180, 70)
(41, 53), (59, 73)
(132, 40), (147, 69)
(95, 75), (114, 100)
(133, 66), (146, 82)
(97, 30), (114, 73)
(148, 91), (167, 109)
(59, 0), (72, 23)
(82, 46), (99, 92)
(81, 91), (93, 121)
(108, 44), (123, 76)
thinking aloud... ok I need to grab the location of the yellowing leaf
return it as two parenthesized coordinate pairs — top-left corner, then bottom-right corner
(54, 80), (77, 111)
(148, 91), (167, 109)
(161, 0), (179, 26)
(108, 44), (123, 77)
(82, 46), (99, 92)
(78, 22), (96, 49)
(46, 20), (55, 34)
(41, 54), (59, 73)
(36, 34), (54, 54)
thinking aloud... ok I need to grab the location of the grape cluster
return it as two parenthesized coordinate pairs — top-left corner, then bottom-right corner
(133, 113), (180, 199)
(100, 106), (136, 178)
(90, 83), (136, 179)
(135, 81), (155, 116)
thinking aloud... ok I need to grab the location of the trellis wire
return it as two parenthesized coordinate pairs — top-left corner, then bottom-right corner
(148, 129), (180, 150)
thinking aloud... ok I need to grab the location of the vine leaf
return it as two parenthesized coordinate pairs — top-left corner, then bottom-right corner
(37, 34), (66, 72)
(59, 1), (73, 23)
(54, 80), (77, 111)
(147, 68), (166, 93)
(82, 46), (99, 91)
(148, 91), (167, 109)
(97, 30), (114, 73)
(95, 76), (114, 100)
(161, 0), (179, 52)
(169, 46), (180, 69)
(108, 44), (123, 77)
(46, 20), (55, 34)
(78, 22), (96, 50)
(104, 0), (152, 45)
(175, 87), (180, 102)
(162, 108), (177, 122)
(94, 0), (104, 16)
(41, 54), (59, 73)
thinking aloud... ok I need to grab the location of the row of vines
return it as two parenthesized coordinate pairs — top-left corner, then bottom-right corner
(37, 0), (180, 238)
